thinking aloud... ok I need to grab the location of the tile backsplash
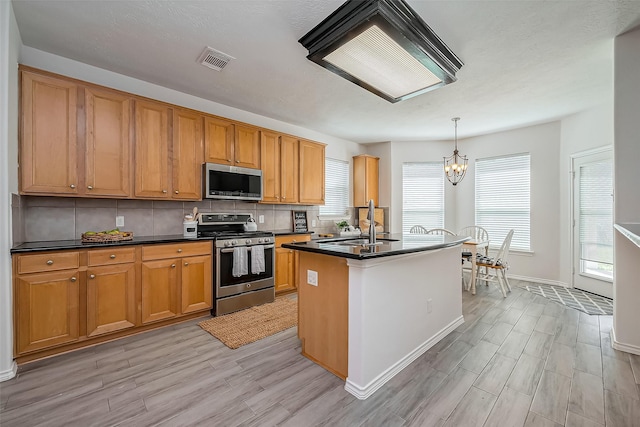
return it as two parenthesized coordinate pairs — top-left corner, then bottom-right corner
(12, 195), (355, 243)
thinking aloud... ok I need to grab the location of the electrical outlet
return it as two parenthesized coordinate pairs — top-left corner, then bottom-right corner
(307, 270), (318, 286)
(259, 215), (264, 223)
(427, 298), (433, 314)
(311, 219), (317, 227)
(116, 216), (125, 227)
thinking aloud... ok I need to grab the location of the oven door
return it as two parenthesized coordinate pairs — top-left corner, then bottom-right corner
(216, 245), (274, 298)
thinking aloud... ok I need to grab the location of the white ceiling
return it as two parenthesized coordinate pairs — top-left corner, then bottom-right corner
(11, 0), (640, 143)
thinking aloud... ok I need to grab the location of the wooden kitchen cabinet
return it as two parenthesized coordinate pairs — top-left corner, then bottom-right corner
(261, 131), (299, 204)
(172, 108), (203, 199)
(84, 87), (132, 197)
(353, 154), (379, 207)
(141, 241), (212, 323)
(134, 100), (170, 198)
(204, 116), (260, 169)
(299, 140), (326, 205)
(275, 234), (311, 294)
(20, 70), (78, 195)
(14, 251), (81, 354)
(86, 247), (136, 337)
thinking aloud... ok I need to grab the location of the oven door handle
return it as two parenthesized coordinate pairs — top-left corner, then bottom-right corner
(220, 245), (274, 253)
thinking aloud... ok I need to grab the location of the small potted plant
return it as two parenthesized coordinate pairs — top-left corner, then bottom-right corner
(335, 220), (351, 232)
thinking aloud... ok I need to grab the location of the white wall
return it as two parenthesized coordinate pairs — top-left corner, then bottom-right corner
(0, 0), (21, 381)
(613, 26), (640, 354)
(558, 103), (614, 286)
(20, 46), (362, 163)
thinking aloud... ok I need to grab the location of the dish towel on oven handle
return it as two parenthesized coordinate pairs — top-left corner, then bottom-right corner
(251, 245), (265, 274)
(232, 247), (248, 277)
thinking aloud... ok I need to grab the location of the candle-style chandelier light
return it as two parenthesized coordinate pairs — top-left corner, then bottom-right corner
(443, 117), (468, 186)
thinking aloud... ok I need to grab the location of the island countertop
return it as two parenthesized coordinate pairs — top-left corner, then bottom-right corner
(281, 233), (469, 260)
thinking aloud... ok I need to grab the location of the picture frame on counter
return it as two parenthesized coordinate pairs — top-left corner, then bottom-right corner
(292, 211), (308, 232)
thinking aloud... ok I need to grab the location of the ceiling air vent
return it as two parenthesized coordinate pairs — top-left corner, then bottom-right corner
(197, 46), (235, 71)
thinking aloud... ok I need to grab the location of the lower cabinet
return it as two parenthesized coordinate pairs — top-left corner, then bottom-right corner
(13, 241), (213, 361)
(275, 234), (311, 294)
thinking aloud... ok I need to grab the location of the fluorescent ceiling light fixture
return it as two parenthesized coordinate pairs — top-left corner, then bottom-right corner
(299, 0), (463, 103)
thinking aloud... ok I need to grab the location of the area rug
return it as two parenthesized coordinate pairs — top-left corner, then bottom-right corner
(199, 297), (297, 349)
(525, 284), (613, 315)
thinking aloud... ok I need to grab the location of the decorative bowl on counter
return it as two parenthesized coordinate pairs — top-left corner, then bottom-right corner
(81, 229), (133, 244)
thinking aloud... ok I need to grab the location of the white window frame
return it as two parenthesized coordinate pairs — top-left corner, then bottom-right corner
(402, 162), (445, 234)
(475, 153), (531, 251)
(319, 157), (350, 219)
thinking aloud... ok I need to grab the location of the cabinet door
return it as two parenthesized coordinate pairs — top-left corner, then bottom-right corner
(299, 140), (325, 205)
(16, 270), (80, 354)
(260, 131), (281, 203)
(353, 155), (379, 207)
(280, 136), (299, 204)
(20, 71), (78, 195)
(180, 255), (212, 314)
(235, 124), (260, 169)
(85, 87), (131, 197)
(172, 109), (203, 200)
(275, 247), (295, 293)
(141, 259), (178, 324)
(86, 263), (136, 337)
(204, 116), (234, 166)
(134, 100), (170, 198)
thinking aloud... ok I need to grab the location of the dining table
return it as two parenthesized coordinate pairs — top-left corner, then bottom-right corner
(462, 238), (490, 294)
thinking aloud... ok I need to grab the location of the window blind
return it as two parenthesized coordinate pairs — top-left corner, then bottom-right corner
(402, 162), (444, 233)
(319, 158), (349, 216)
(475, 153), (531, 251)
(578, 159), (613, 277)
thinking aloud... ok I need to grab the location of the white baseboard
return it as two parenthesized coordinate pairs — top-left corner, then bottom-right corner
(344, 315), (465, 400)
(509, 274), (569, 288)
(611, 326), (640, 356)
(0, 361), (17, 382)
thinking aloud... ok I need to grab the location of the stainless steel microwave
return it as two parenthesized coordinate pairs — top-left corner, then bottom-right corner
(203, 163), (263, 201)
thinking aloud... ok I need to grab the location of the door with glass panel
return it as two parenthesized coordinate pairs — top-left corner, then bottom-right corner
(572, 148), (613, 298)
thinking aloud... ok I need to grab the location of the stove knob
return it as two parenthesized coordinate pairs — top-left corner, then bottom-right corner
(263, 237), (270, 243)
(224, 241), (232, 247)
(257, 238), (263, 243)
(232, 240), (238, 245)
(246, 239), (252, 244)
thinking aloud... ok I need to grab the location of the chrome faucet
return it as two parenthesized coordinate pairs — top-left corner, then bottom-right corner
(367, 199), (376, 245)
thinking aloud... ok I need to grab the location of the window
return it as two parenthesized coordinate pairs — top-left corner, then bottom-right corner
(319, 158), (349, 216)
(475, 153), (531, 251)
(402, 162), (444, 233)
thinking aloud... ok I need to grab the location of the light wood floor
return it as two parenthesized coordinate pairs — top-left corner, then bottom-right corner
(1, 280), (639, 426)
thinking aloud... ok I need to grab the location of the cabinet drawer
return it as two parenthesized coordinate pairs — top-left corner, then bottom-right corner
(275, 234), (311, 247)
(142, 241), (212, 261)
(17, 252), (80, 274)
(88, 247), (136, 266)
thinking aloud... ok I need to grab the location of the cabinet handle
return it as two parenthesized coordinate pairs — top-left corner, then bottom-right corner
(89, 274), (95, 279)
(69, 184), (75, 189)
(175, 190), (179, 194)
(184, 262), (189, 266)
(236, 160), (240, 163)
(177, 249), (183, 253)
(293, 239), (297, 243)
(46, 260), (54, 265)
(227, 159), (231, 162)
(70, 277), (77, 282)
(162, 190), (167, 194)
(110, 254), (116, 259)
(171, 264), (176, 268)
(87, 185), (93, 190)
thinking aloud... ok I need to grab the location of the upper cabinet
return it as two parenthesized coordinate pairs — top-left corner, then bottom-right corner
(260, 131), (299, 204)
(172, 108), (203, 200)
(85, 87), (132, 197)
(353, 154), (379, 207)
(299, 140), (326, 205)
(204, 116), (260, 169)
(134, 100), (170, 199)
(20, 71), (78, 195)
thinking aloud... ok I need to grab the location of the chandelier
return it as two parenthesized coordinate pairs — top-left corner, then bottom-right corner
(444, 117), (468, 186)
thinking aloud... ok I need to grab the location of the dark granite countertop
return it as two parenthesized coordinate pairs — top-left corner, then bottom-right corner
(282, 233), (469, 260)
(272, 230), (314, 236)
(614, 223), (640, 249)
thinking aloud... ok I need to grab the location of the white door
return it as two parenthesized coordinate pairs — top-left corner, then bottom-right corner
(572, 148), (613, 298)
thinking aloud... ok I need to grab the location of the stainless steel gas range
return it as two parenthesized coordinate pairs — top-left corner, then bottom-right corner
(198, 213), (275, 316)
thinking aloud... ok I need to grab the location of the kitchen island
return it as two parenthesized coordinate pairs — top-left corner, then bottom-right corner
(282, 233), (469, 399)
